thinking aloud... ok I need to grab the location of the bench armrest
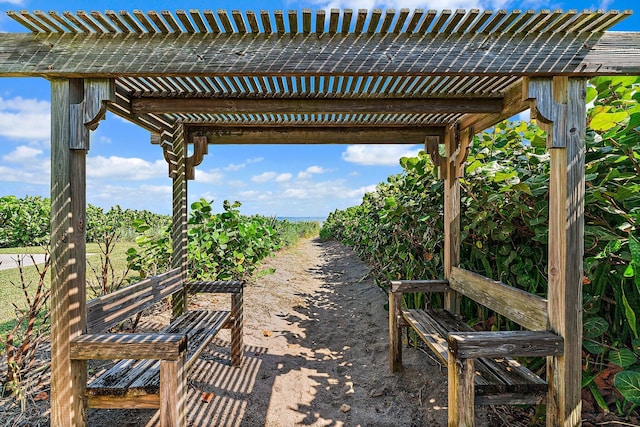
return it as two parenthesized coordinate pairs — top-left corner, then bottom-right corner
(390, 279), (449, 293)
(447, 330), (563, 359)
(70, 333), (187, 361)
(188, 280), (244, 294)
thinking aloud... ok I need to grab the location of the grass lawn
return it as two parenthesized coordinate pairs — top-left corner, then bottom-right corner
(0, 241), (139, 337)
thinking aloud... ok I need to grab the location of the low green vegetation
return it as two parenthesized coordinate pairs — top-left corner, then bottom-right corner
(320, 76), (640, 415)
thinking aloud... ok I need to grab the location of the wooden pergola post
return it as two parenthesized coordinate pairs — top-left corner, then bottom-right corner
(50, 78), (88, 427)
(171, 124), (189, 317)
(443, 124), (461, 314)
(50, 78), (113, 426)
(527, 77), (586, 427)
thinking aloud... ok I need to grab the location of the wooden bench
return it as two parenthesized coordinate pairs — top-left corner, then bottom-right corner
(389, 266), (563, 426)
(69, 268), (244, 426)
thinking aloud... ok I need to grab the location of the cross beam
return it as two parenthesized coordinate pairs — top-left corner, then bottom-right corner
(131, 97), (504, 115)
(185, 125), (446, 145)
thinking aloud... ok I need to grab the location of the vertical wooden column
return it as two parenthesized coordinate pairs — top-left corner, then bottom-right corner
(443, 125), (461, 314)
(389, 289), (403, 372)
(231, 286), (244, 367)
(527, 77), (586, 427)
(50, 79), (87, 427)
(171, 125), (189, 316)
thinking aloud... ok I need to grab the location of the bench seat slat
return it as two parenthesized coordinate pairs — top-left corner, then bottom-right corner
(87, 310), (230, 398)
(402, 307), (548, 403)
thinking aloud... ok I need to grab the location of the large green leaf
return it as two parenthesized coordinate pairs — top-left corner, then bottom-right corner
(590, 111), (629, 131)
(583, 317), (609, 338)
(609, 348), (638, 368)
(614, 371), (640, 404)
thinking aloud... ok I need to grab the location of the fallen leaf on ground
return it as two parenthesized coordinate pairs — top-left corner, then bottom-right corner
(263, 330), (273, 337)
(202, 392), (214, 403)
(34, 391), (48, 401)
(340, 404), (351, 413)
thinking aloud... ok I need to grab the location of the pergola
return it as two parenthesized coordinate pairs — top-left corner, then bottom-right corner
(1, 8), (639, 426)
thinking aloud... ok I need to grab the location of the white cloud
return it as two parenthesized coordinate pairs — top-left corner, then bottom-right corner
(342, 145), (421, 166)
(297, 165), (327, 180)
(252, 171), (278, 183)
(0, 0), (25, 5)
(87, 156), (167, 181)
(0, 96), (50, 141)
(87, 183), (171, 213)
(275, 173), (292, 182)
(2, 145), (43, 163)
(195, 169), (223, 184)
(224, 163), (246, 171)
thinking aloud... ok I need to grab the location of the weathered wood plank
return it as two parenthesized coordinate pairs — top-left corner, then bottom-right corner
(88, 394), (160, 409)
(86, 268), (182, 333)
(444, 126), (461, 314)
(390, 279), (449, 293)
(231, 289), (243, 367)
(171, 124), (188, 316)
(50, 78), (87, 427)
(131, 97), (503, 114)
(70, 334), (187, 360)
(389, 291), (403, 372)
(0, 32), (638, 77)
(448, 357), (474, 427)
(189, 125), (446, 145)
(545, 77), (587, 427)
(160, 353), (187, 427)
(447, 331), (563, 359)
(459, 79), (528, 133)
(449, 267), (548, 331)
(188, 280), (244, 294)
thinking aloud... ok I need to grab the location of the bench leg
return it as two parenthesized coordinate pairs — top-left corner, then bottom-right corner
(160, 352), (187, 427)
(231, 290), (243, 367)
(389, 291), (403, 372)
(448, 356), (475, 427)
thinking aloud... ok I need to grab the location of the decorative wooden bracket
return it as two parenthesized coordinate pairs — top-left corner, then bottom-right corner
(455, 127), (473, 178)
(186, 136), (208, 180)
(69, 79), (115, 150)
(524, 77), (570, 148)
(424, 135), (443, 170)
(160, 134), (208, 180)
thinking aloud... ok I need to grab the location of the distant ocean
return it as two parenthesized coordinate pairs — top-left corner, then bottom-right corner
(276, 216), (326, 223)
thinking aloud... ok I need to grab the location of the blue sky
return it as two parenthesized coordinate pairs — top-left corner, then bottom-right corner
(0, 1), (637, 218)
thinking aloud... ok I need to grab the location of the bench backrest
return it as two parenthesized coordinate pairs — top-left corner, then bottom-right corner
(86, 268), (183, 333)
(449, 267), (548, 331)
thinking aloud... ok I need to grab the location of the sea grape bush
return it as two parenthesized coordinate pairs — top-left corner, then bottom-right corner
(0, 196), (170, 248)
(320, 76), (640, 414)
(127, 199), (318, 282)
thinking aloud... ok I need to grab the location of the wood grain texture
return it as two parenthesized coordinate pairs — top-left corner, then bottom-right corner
(131, 97), (503, 114)
(444, 126), (461, 314)
(86, 268), (182, 333)
(160, 353), (187, 427)
(70, 334), (187, 360)
(450, 267), (548, 331)
(546, 77), (587, 427)
(189, 125), (447, 145)
(390, 279), (449, 294)
(459, 79), (528, 133)
(0, 32), (638, 77)
(388, 291), (403, 372)
(171, 124), (188, 316)
(49, 78), (87, 427)
(448, 357), (474, 427)
(447, 331), (563, 359)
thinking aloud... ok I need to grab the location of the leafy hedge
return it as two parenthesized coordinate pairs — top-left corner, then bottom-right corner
(0, 195), (169, 248)
(320, 76), (640, 414)
(127, 199), (319, 282)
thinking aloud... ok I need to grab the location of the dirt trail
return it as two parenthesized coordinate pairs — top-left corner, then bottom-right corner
(4, 237), (504, 426)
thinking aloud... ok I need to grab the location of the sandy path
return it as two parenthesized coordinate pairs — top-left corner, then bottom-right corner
(3, 237), (502, 426)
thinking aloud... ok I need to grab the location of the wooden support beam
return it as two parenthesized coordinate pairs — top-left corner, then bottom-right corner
(443, 125), (461, 315)
(389, 291), (403, 372)
(448, 357), (475, 427)
(50, 79), (88, 427)
(131, 97), (504, 114)
(0, 32), (639, 77)
(186, 125), (446, 145)
(528, 77), (586, 427)
(171, 124), (188, 317)
(459, 79), (529, 133)
(231, 288), (243, 367)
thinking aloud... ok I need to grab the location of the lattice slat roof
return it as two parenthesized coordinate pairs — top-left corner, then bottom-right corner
(3, 9), (638, 142)
(7, 8), (630, 36)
